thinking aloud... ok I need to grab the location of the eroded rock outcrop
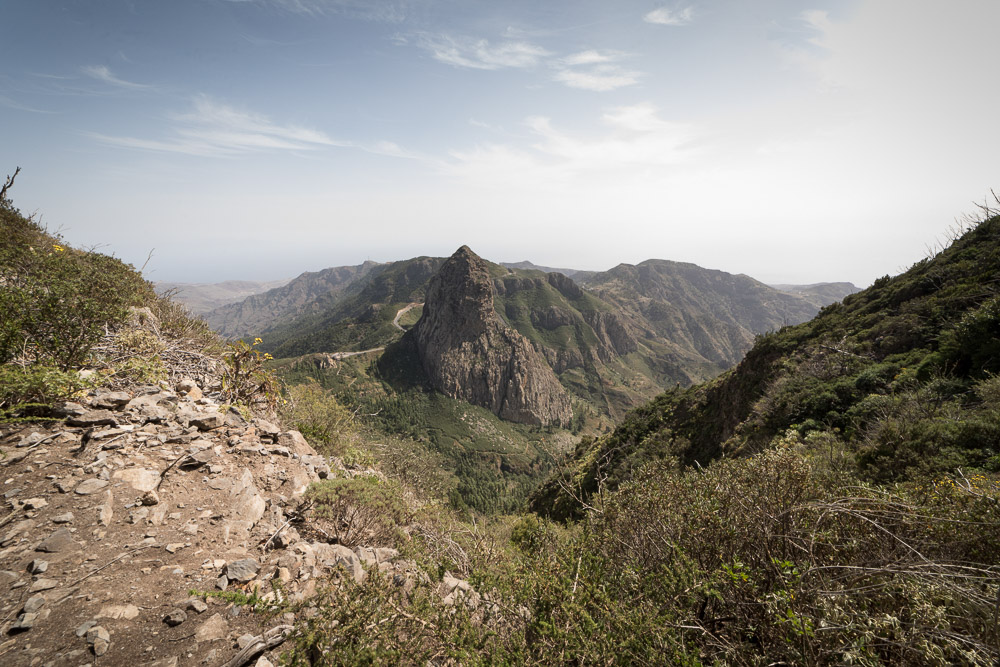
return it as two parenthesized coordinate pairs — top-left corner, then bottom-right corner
(412, 246), (571, 427)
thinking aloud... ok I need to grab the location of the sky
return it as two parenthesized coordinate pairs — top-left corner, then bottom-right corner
(2, 0), (997, 287)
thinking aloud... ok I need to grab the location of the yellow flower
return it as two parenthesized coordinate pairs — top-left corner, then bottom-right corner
(52, 244), (65, 252)
(263, 353), (273, 360)
(253, 337), (262, 345)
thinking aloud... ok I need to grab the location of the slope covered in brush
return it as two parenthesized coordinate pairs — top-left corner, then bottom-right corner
(203, 261), (381, 339)
(532, 212), (1000, 520)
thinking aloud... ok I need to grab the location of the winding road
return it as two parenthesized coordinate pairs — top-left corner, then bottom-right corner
(392, 302), (423, 331)
(326, 302), (423, 360)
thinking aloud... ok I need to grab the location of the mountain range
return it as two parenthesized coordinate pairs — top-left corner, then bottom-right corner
(172, 253), (855, 420)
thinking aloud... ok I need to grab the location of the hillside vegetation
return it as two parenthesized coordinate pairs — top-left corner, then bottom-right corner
(286, 202), (1000, 665)
(532, 202), (1000, 520)
(4, 173), (998, 664)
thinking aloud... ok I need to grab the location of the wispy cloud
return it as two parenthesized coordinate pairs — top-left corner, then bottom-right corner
(448, 103), (697, 187)
(90, 96), (341, 157)
(222, 0), (409, 22)
(644, 6), (694, 26)
(0, 95), (56, 114)
(559, 50), (624, 67)
(81, 65), (151, 90)
(89, 95), (417, 160)
(554, 66), (639, 92)
(419, 35), (551, 70)
(553, 50), (639, 92)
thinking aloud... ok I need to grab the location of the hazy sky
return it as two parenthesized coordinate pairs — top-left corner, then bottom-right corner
(2, 1), (997, 287)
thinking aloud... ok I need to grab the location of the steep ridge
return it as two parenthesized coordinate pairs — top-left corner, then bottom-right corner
(532, 214), (1000, 520)
(410, 246), (572, 427)
(578, 259), (820, 367)
(204, 261), (381, 340)
(261, 257), (444, 358)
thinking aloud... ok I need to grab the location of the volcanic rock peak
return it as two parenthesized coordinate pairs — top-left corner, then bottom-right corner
(412, 246), (571, 427)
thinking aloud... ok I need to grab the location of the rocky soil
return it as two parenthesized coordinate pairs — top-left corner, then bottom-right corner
(0, 376), (469, 666)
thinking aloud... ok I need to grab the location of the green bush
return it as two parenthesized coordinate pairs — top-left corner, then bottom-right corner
(280, 379), (353, 455)
(0, 363), (96, 421)
(220, 338), (282, 416)
(306, 475), (410, 549)
(0, 197), (148, 370)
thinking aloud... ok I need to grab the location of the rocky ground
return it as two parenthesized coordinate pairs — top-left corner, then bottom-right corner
(0, 375), (465, 666)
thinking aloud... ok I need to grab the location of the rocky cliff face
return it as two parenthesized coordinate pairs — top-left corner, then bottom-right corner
(412, 246), (572, 427)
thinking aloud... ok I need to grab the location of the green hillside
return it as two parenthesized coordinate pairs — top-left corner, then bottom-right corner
(260, 257), (444, 358)
(532, 210), (1000, 520)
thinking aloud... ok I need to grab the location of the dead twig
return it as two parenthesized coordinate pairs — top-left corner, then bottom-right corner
(156, 451), (192, 490)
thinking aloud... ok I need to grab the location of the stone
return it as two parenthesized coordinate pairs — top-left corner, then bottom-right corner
(186, 598), (208, 614)
(180, 446), (216, 469)
(9, 612), (38, 632)
(86, 625), (111, 656)
(142, 658), (178, 667)
(165, 542), (185, 554)
(237, 633), (257, 649)
(277, 430), (312, 455)
(28, 559), (47, 574)
(99, 604), (140, 620)
(75, 620), (98, 637)
(189, 412), (225, 431)
(23, 595), (46, 613)
(23, 498), (48, 511)
(113, 467), (160, 492)
(92, 391), (131, 409)
(98, 499), (114, 526)
(224, 558), (259, 582)
(375, 547), (399, 562)
(141, 489), (160, 506)
(255, 419), (281, 439)
(50, 511), (73, 523)
(255, 657), (274, 667)
(74, 478), (109, 495)
(163, 609), (187, 626)
(312, 542), (364, 583)
(67, 409), (118, 427)
(35, 528), (78, 553)
(194, 613), (228, 642)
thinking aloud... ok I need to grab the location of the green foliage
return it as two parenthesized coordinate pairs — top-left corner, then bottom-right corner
(280, 379), (353, 455)
(306, 475), (410, 549)
(293, 449), (1000, 665)
(534, 213), (1000, 520)
(0, 363), (96, 422)
(221, 338), (282, 416)
(0, 203), (148, 369)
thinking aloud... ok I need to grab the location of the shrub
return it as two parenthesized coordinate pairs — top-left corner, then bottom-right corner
(220, 338), (282, 416)
(0, 196), (148, 370)
(0, 363), (96, 421)
(306, 476), (410, 549)
(280, 379), (353, 455)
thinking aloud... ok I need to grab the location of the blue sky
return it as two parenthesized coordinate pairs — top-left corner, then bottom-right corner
(2, 0), (997, 286)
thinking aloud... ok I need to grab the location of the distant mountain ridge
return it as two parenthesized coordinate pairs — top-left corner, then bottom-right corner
(203, 249), (854, 421)
(770, 282), (860, 308)
(155, 279), (291, 315)
(204, 261), (381, 339)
